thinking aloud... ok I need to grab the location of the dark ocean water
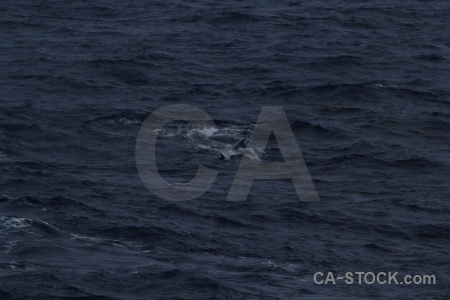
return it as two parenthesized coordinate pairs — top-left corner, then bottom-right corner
(1, 0), (449, 299)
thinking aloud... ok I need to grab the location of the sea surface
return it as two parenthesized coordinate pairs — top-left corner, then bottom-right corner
(1, 0), (449, 299)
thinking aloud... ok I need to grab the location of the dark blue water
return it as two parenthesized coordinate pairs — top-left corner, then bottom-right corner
(1, 0), (449, 299)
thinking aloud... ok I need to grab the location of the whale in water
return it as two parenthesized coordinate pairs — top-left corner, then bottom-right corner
(219, 138), (248, 160)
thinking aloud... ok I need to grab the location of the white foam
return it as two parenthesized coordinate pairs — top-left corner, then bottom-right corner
(0, 216), (33, 231)
(195, 144), (213, 151)
(145, 123), (254, 160)
(243, 147), (261, 161)
(196, 127), (218, 138)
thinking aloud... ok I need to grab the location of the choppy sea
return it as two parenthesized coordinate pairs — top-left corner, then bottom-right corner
(1, 0), (449, 299)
